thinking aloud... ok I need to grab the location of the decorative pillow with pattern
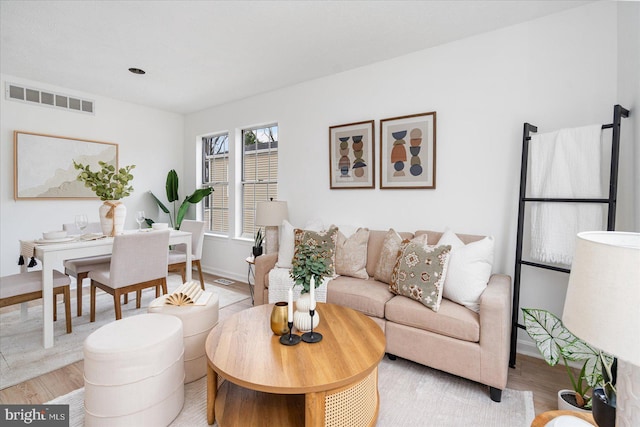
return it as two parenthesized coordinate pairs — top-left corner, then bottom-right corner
(293, 226), (339, 276)
(374, 229), (428, 284)
(389, 242), (452, 312)
(335, 228), (370, 279)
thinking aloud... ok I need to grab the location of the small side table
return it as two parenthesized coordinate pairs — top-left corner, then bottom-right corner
(531, 410), (596, 427)
(245, 256), (255, 305)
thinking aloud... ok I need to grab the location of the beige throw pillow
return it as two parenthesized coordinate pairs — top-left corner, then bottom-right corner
(389, 242), (452, 312)
(335, 228), (370, 279)
(374, 229), (427, 284)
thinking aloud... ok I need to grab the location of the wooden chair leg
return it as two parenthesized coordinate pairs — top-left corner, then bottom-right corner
(136, 290), (142, 309)
(161, 278), (167, 295)
(63, 286), (72, 333)
(114, 290), (123, 320)
(180, 268), (186, 283)
(196, 260), (205, 290)
(53, 292), (58, 321)
(76, 272), (87, 317)
(123, 293), (129, 304)
(90, 282), (97, 323)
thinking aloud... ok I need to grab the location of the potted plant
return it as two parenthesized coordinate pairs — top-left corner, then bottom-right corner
(289, 243), (331, 331)
(522, 308), (612, 412)
(148, 169), (213, 230)
(73, 160), (135, 236)
(592, 354), (617, 427)
(252, 228), (264, 257)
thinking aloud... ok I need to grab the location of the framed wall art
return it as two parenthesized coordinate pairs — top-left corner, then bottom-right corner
(14, 131), (118, 200)
(380, 111), (436, 189)
(329, 120), (375, 189)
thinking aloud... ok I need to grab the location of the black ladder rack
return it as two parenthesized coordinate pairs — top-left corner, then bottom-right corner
(509, 104), (629, 368)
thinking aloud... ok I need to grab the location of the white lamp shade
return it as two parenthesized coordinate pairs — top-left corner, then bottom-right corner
(256, 200), (288, 227)
(562, 231), (640, 365)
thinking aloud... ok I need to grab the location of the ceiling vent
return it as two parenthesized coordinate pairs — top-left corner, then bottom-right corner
(5, 82), (95, 115)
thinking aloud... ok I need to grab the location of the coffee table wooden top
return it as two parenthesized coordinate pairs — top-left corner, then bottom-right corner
(205, 302), (386, 395)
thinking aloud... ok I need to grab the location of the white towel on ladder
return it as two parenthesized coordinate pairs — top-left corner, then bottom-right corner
(530, 124), (605, 266)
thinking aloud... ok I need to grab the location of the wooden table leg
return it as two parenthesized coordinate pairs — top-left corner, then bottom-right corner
(305, 391), (325, 427)
(207, 364), (218, 425)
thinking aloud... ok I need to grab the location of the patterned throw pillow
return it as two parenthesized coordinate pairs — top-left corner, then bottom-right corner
(374, 229), (428, 284)
(335, 228), (370, 279)
(293, 226), (339, 276)
(389, 242), (452, 312)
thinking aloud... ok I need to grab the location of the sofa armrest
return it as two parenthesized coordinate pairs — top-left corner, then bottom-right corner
(254, 253), (278, 305)
(478, 273), (512, 389)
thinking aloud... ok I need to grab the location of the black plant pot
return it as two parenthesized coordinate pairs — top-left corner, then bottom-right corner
(252, 246), (263, 257)
(592, 387), (616, 427)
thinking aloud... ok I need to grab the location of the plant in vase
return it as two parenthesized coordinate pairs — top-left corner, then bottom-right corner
(253, 228), (264, 257)
(73, 160), (135, 236)
(289, 243), (331, 332)
(522, 308), (613, 411)
(148, 169), (213, 230)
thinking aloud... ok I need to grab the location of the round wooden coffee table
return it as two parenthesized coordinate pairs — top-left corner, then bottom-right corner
(205, 303), (386, 426)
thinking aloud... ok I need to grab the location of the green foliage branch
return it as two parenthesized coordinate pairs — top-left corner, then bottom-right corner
(289, 243), (330, 294)
(73, 160), (135, 201)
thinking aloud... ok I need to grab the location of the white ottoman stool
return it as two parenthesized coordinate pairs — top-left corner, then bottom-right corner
(83, 313), (185, 427)
(148, 292), (219, 383)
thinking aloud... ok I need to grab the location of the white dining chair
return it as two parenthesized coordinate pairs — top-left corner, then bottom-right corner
(0, 270), (72, 333)
(62, 222), (111, 317)
(88, 230), (171, 321)
(167, 220), (206, 290)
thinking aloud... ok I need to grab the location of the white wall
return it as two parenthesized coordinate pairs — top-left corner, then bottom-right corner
(185, 2), (636, 356)
(0, 75), (184, 275)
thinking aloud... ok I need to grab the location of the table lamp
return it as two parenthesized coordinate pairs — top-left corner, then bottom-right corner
(562, 231), (640, 427)
(256, 199), (288, 254)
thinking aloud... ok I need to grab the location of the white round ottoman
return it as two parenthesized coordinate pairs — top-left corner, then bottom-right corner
(83, 313), (185, 427)
(148, 292), (219, 383)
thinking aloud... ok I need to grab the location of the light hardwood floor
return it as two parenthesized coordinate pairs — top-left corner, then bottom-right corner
(0, 273), (571, 416)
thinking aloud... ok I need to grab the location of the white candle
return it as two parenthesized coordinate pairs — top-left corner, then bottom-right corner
(288, 288), (293, 321)
(309, 276), (316, 310)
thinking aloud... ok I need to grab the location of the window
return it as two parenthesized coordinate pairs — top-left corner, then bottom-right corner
(242, 124), (278, 238)
(202, 133), (229, 235)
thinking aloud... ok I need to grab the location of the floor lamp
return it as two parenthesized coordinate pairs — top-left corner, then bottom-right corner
(562, 231), (640, 427)
(256, 200), (288, 255)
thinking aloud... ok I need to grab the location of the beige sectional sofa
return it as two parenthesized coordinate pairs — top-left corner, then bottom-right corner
(254, 229), (512, 402)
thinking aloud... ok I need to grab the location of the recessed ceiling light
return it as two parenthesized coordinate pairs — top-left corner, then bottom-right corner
(128, 67), (146, 75)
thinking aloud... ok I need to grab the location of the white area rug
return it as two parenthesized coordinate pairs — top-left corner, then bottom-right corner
(0, 274), (249, 389)
(49, 357), (534, 426)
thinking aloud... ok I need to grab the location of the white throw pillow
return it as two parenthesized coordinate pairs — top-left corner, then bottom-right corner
(437, 228), (494, 313)
(276, 219), (323, 269)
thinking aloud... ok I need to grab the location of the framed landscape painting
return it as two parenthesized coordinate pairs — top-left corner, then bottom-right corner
(329, 120), (375, 189)
(14, 131), (118, 199)
(380, 111), (436, 189)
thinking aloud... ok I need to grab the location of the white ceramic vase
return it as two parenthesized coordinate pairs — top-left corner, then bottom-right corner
(293, 293), (320, 333)
(557, 389), (592, 413)
(99, 200), (126, 236)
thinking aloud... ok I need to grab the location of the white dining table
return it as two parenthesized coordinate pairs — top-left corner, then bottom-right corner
(31, 229), (192, 348)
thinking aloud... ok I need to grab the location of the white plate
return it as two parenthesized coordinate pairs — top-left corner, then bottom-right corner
(34, 237), (77, 244)
(545, 415), (594, 427)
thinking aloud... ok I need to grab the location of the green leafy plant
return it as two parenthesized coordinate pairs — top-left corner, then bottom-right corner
(73, 160), (135, 200)
(148, 169), (213, 229)
(289, 243), (330, 294)
(522, 308), (612, 409)
(254, 228), (264, 248)
(600, 353), (617, 404)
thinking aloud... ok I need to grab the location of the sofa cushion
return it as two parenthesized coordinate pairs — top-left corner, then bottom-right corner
(373, 229), (425, 284)
(385, 295), (480, 343)
(335, 228), (370, 279)
(326, 276), (393, 319)
(389, 242), (451, 312)
(276, 219), (323, 269)
(436, 229), (494, 313)
(366, 230), (414, 278)
(293, 225), (338, 276)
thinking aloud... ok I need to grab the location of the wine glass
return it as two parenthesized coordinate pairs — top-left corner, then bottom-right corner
(136, 211), (146, 231)
(74, 214), (88, 235)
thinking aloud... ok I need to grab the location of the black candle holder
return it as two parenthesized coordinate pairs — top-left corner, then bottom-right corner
(301, 309), (323, 343)
(279, 321), (301, 346)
